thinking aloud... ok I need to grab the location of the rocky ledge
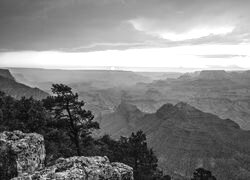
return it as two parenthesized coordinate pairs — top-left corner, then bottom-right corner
(0, 131), (133, 180)
(12, 156), (133, 180)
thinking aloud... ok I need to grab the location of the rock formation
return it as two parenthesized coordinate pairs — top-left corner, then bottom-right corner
(197, 70), (229, 80)
(0, 130), (46, 178)
(0, 69), (49, 100)
(12, 156), (133, 180)
(99, 102), (250, 180)
(0, 69), (15, 81)
(0, 140), (18, 180)
(124, 70), (250, 130)
(0, 130), (133, 180)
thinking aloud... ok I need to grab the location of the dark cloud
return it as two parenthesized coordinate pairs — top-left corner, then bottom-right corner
(0, 0), (249, 51)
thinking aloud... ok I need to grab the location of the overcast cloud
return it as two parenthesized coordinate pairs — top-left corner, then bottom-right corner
(0, 0), (250, 69)
(0, 0), (249, 51)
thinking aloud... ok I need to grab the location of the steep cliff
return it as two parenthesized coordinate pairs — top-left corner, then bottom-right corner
(0, 69), (15, 81)
(0, 69), (49, 100)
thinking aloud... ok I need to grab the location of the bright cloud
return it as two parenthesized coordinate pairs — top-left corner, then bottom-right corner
(160, 27), (235, 41)
(129, 18), (235, 41)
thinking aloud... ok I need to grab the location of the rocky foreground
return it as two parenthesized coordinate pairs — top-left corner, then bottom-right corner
(0, 131), (133, 180)
(0, 130), (45, 178)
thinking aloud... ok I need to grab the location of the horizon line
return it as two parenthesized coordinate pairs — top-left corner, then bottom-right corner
(0, 66), (248, 73)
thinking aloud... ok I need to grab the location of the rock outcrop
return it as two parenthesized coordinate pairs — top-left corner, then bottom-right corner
(0, 69), (15, 81)
(12, 156), (133, 180)
(0, 131), (133, 180)
(0, 140), (18, 180)
(0, 70), (49, 100)
(0, 130), (45, 178)
(197, 70), (229, 80)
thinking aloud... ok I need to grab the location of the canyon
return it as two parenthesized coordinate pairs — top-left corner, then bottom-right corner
(98, 102), (250, 180)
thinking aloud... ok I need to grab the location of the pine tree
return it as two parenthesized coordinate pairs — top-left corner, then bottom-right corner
(43, 84), (99, 156)
(119, 130), (158, 180)
(191, 168), (217, 180)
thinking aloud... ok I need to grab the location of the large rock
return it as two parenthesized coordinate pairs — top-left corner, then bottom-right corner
(12, 156), (133, 180)
(0, 131), (133, 180)
(0, 130), (45, 178)
(0, 140), (18, 180)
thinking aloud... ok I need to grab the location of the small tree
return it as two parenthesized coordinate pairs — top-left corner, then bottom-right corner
(0, 91), (16, 132)
(43, 84), (99, 156)
(161, 175), (171, 180)
(95, 134), (123, 162)
(191, 168), (217, 180)
(119, 130), (158, 180)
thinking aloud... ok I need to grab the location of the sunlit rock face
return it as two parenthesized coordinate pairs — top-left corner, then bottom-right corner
(12, 156), (134, 180)
(0, 130), (45, 178)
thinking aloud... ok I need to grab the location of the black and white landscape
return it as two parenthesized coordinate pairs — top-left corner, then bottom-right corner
(1, 1), (250, 180)
(1, 68), (250, 180)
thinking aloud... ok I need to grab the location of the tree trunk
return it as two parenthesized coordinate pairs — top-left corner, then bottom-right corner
(74, 133), (81, 156)
(65, 101), (81, 156)
(134, 156), (139, 179)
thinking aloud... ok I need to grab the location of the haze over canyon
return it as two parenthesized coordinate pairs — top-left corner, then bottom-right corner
(1, 68), (250, 179)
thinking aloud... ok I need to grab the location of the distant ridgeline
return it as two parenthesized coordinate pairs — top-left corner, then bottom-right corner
(0, 69), (48, 100)
(119, 70), (250, 130)
(98, 101), (250, 180)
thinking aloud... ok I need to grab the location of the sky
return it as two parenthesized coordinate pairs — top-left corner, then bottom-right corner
(0, 0), (250, 71)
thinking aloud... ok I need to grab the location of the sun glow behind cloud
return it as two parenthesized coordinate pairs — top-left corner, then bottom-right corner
(160, 26), (235, 41)
(0, 44), (250, 71)
(129, 18), (235, 41)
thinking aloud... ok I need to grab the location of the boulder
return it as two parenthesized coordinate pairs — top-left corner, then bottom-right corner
(12, 156), (133, 180)
(0, 131), (133, 180)
(0, 140), (18, 180)
(0, 130), (45, 178)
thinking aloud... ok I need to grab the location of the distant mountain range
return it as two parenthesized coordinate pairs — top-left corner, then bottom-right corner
(0, 69), (48, 100)
(9, 68), (152, 92)
(98, 102), (250, 180)
(9, 68), (250, 130)
(124, 70), (250, 130)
